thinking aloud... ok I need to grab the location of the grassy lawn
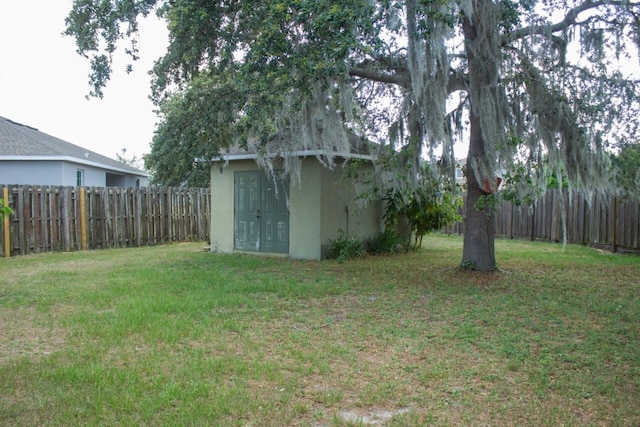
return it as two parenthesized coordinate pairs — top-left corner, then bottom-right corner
(1, 235), (638, 426)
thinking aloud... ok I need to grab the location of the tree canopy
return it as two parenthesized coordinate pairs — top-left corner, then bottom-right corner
(612, 142), (640, 199)
(66, 0), (640, 270)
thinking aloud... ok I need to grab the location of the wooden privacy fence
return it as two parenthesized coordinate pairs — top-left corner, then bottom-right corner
(1, 185), (211, 257)
(446, 189), (640, 253)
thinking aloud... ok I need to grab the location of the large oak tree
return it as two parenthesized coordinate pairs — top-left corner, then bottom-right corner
(66, 0), (640, 270)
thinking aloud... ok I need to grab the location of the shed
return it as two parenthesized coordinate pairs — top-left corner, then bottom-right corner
(209, 136), (383, 260)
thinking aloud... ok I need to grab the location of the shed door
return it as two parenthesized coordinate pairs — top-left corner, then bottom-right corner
(234, 171), (289, 253)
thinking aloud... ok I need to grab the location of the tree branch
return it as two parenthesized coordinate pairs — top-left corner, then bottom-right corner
(503, 0), (640, 45)
(348, 67), (409, 86)
(448, 71), (467, 93)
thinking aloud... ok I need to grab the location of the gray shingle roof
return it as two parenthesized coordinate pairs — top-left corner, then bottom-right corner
(0, 116), (148, 176)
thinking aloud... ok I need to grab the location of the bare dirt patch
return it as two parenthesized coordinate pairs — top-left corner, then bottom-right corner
(338, 407), (412, 425)
(0, 307), (66, 365)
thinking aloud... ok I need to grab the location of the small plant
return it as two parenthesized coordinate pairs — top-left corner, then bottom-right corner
(328, 229), (364, 263)
(459, 259), (478, 271)
(365, 229), (406, 255)
(474, 193), (500, 217)
(0, 198), (12, 219)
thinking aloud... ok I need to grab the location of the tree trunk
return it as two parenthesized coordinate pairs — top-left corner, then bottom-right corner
(460, 0), (499, 271)
(461, 113), (496, 271)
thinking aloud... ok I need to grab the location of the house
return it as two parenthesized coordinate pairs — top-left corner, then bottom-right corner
(0, 116), (149, 187)
(209, 135), (384, 260)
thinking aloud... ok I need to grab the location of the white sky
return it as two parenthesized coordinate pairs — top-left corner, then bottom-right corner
(0, 0), (168, 161)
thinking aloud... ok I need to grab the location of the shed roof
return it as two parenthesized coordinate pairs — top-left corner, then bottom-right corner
(217, 132), (376, 161)
(0, 116), (149, 177)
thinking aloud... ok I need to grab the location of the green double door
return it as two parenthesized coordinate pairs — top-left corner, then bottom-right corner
(234, 171), (289, 254)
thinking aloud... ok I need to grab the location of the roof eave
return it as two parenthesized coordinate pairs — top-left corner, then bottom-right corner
(213, 150), (376, 162)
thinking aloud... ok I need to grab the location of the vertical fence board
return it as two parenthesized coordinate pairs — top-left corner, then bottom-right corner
(50, 187), (58, 251)
(17, 187), (26, 254)
(135, 188), (142, 247)
(633, 201), (639, 250)
(32, 187), (41, 253)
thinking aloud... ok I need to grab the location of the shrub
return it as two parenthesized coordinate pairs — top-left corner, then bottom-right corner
(327, 229), (364, 263)
(383, 185), (462, 250)
(365, 229), (406, 255)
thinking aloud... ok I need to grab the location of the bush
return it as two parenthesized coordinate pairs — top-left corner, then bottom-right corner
(383, 186), (462, 250)
(365, 230), (406, 255)
(327, 229), (364, 263)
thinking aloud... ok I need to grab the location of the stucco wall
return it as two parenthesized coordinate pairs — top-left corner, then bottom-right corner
(288, 159), (322, 260)
(319, 163), (383, 258)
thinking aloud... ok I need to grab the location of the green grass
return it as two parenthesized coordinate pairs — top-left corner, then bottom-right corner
(1, 236), (639, 426)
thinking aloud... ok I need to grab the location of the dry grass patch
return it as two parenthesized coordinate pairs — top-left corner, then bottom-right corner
(0, 307), (67, 365)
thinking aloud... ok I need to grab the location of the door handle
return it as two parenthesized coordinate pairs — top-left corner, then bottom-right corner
(256, 209), (261, 219)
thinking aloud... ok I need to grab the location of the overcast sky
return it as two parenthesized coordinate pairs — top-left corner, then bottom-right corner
(0, 0), (168, 161)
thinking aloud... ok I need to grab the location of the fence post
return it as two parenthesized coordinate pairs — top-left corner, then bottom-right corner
(3, 186), (10, 257)
(62, 187), (71, 252)
(135, 187), (143, 247)
(530, 201), (535, 241)
(611, 195), (617, 253)
(80, 187), (88, 251)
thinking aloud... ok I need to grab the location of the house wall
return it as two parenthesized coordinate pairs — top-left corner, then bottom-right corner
(61, 161), (105, 186)
(0, 160), (147, 187)
(210, 157), (383, 260)
(106, 173), (148, 188)
(0, 160), (64, 185)
(0, 160), (102, 186)
(288, 159), (322, 260)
